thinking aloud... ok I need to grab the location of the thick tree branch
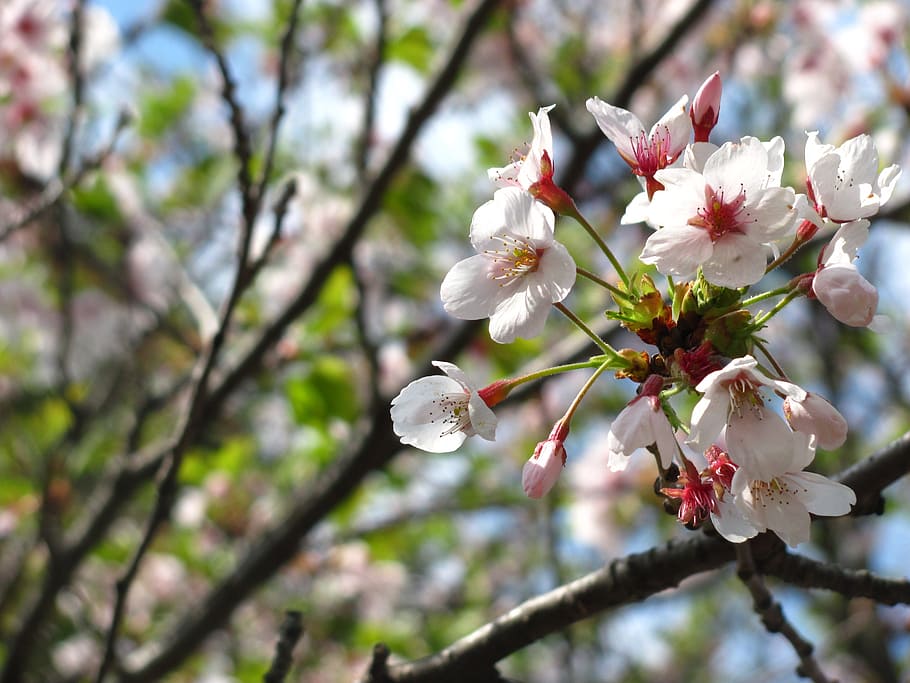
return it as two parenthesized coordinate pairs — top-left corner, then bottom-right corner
(359, 535), (736, 682)
(761, 551), (910, 605)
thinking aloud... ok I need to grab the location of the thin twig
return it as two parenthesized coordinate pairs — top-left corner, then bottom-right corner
(735, 543), (835, 683)
(355, 0), (388, 178)
(58, 0), (87, 176)
(258, 0), (306, 203)
(263, 611), (304, 683)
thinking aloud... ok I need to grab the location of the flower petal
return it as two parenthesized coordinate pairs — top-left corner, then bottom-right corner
(640, 225), (713, 280)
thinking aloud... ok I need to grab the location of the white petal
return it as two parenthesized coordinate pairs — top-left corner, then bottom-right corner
(536, 241), (577, 302)
(440, 255), (501, 320)
(688, 387), (730, 452)
(620, 190), (652, 225)
(877, 164), (901, 206)
(652, 94), (691, 157)
(684, 142), (718, 172)
(501, 187), (555, 243)
(805, 131), (834, 172)
(822, 219), (870, 266)
(789, 471), (856, 516)
(744, 186), (798, 240)
(487, 285), (551, 343)
(469, 196), (507, 248)
(703, 137), (769, 199)
(586, 96), (644, 161)
(711, 497), (759, 543)
(468, 391), (498, 441)
(649, 407), (679, 469)
(639, 225), (713, 280)
(431, 360), (472, 388)
(607, 399), (652, 459)
(764, 498), (811, 548)
(700, 233), (768, 288)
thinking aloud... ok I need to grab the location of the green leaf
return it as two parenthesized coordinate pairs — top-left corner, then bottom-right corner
(137, 76), (196, 139)
(388, 27), (434, 73)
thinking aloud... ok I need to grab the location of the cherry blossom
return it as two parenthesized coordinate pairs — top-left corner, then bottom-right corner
(642, 137), (798, 288)
(728, 441), (856, 547)
(783, 392), (848, 450)
(440, 187), (576, 344)
(689, 356), (808, 480)
(390, 361), (497, 453)
(605, 376), (677, 471)
(586, 93), (690, 203)
(488, 105), (555, 190)
(522, 420), (569, 498)
(811, 219), (878, 327)
(805, 131), (900, 222)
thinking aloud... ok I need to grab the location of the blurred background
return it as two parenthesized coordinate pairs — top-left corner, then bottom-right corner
(1, 0), (909, 681)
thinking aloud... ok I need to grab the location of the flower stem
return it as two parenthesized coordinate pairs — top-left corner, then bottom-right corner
(564, 359), (614, 420)
(576, 267), (631, 301)
(742, 284), (794, 307)
(753, 338), (788, 379)
(510, 359), (612, 387)
(566, 206), (630, 287)
(553, 302), (619, 357)
(765, 236), (806, 274)
(753, 289), (802, 327)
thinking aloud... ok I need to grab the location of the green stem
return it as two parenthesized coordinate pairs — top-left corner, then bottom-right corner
(753, 290), (802, 327)
(765, 236), (806, 274)
(564, 359), (614, 420)
(742, 284), (794, 307)
(509, 359), (611, 387)
(752, 338), (788, 379)
(566, 206), (630, 287)
(553, 301), (619, 357)
(576, 267), (631, 301)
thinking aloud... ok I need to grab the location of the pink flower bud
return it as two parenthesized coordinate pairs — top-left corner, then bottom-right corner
(522, 421), (569, 498)
(690, 72), (722, 143)
(812, 264), (878, 327)
(783, 392), (848, 450)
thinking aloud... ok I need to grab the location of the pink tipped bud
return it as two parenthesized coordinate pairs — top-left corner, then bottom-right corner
(783, 392), (848, 450)
(690, 72), (722, 143)
(522, 420), (569, 498)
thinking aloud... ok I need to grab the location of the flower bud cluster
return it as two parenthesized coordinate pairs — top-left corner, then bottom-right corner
(391, 73), (900, 547)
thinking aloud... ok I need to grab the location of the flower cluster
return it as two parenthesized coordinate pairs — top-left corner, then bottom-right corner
(391, 73), (899, 548)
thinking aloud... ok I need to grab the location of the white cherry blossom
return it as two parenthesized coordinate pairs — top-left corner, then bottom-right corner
(728, 444), (856, 547)
(689, 356), (808, 479)
(605, 393), (678, 472)
(488, 105), (555, 190)
(811, 219), (878, 327)
(586, 93), (690, 216)
(642, 137), (798, 288)
(805, 131), (900, 222)
(440, 187), (576, 344)
(390, 361), (497, 453)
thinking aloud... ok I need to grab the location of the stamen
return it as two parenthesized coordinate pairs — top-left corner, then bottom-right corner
(483, 234), (543, 286)
(428, 392), (472, 436)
